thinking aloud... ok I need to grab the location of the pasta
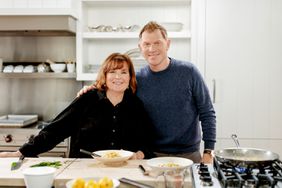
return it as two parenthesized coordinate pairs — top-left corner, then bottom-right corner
(102, 151), (121, 159)
(159, 162), (180, 168)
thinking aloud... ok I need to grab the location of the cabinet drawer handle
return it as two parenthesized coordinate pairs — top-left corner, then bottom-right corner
(4, 134), (13, 143)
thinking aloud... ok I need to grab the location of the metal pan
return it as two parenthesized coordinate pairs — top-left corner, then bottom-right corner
(214, 135), (280, 168)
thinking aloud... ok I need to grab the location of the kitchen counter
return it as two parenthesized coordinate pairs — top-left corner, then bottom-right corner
(0, 158), (193, 188)
(0, 157), (74, 187)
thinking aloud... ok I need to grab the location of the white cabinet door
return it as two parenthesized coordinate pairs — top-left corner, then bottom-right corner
(196, 0), (282, 156)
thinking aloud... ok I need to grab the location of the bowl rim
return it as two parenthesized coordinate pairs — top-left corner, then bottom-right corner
(22, 166), (56, 176)
(146, 156), (193, 171)
(93, 149), (134, 163)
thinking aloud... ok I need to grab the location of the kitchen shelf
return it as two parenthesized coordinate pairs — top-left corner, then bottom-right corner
(82, 31), (191, 39)
(0, 73), (76, 79)
(76, 0), (191, 80)
(82, 0), (190, 6)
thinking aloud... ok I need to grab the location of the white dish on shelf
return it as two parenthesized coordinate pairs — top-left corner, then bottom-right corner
(161, 22), (183, 32)
(23, 65), (36, 73)
(50, 64), (66, 73)
(3, 65), (14, 73)
(13, 65), (24, 73)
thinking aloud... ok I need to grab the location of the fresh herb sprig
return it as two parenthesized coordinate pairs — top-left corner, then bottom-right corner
(30, 161), (62, 168)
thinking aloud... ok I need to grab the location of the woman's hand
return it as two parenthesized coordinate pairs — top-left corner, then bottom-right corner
(130, 151), (145, 160)
(0, 151), (22, 158)
(76, 85), (96, 97)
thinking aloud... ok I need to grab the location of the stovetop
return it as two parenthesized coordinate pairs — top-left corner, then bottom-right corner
(191, 159), (282, 188)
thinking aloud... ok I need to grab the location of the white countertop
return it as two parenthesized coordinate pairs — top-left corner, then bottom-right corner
(0, 157), (193, 188)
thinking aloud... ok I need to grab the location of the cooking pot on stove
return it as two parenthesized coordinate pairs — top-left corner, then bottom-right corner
(214, 134), (279, 168)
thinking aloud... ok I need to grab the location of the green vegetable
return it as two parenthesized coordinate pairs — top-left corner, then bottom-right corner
(30, 161), (62, 168)
(11, 162), (17, 168)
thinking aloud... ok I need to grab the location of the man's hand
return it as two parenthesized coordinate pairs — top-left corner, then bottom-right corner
(202, 153), (213, 163)
(76, 85), (96, 97)
(130, 151), (145, 160)
(202, 149), (213, 164)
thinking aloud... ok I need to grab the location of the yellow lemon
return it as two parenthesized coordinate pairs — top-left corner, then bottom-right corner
(85, 179), (99, 188)
(98, 177), (113, 188)
(72, 178), (85, 188)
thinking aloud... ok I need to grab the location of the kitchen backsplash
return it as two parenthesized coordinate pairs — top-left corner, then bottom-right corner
(0, 36), (75, 62)
(0, 78), (82, 121)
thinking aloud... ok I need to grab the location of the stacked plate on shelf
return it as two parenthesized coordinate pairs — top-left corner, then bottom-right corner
(125, 48), (147, 71)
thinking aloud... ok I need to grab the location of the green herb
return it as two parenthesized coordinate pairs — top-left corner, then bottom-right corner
(30, 161), (62, 168)
(11, 162), (17, 168)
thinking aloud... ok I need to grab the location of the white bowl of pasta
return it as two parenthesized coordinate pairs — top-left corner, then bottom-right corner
(146, 157), (193, 172)
(93, 150), (134, 165)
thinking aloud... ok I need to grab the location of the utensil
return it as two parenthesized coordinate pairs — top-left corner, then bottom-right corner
(119, 178), (154, 188)
(80, 149), (101, 157)
(138, 165), (149, 176)
(214, 134), (280, 168)
(11, 155), (25, 170)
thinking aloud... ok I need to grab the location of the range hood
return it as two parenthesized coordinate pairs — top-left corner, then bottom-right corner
(0, 15), (76, 36)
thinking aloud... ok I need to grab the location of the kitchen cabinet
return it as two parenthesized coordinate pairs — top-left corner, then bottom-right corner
(0, 127), (69, 157)
(0, 0), (78, 18)
(76, 0), (192, 80)
(195, 0), (282, 156)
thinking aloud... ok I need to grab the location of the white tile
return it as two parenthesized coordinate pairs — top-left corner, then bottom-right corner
(42, 0), (57, 8)
(28, 0), (42, 8)
(57, 0), (71, 8)
(0, 0), (13, 8)
(14, 0), (28, 8)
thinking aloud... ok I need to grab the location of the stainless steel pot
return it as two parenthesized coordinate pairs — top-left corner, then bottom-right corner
(214, 135), (280, 168)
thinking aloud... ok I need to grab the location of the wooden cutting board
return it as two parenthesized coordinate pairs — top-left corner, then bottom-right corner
(0, 157), (75, 187)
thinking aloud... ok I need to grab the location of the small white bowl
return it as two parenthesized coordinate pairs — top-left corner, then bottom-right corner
(147, 157), (193, 173)
(50, 63), (66, 73)
(22, 167), (56, 188)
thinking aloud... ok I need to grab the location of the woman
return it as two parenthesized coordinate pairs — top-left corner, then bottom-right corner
(0, 53), (155, 159)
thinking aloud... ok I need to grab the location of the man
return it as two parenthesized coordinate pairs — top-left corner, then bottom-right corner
(79, 21), (216, 163)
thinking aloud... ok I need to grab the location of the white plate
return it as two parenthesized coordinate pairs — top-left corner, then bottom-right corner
(93, 150), (133, 165)
(160, 22), (183, 31)
(66, 177), (120, 188)
(147, 157), (193, 172)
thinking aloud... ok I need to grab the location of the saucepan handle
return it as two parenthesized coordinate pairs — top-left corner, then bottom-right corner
(231, 134), (240, 148)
